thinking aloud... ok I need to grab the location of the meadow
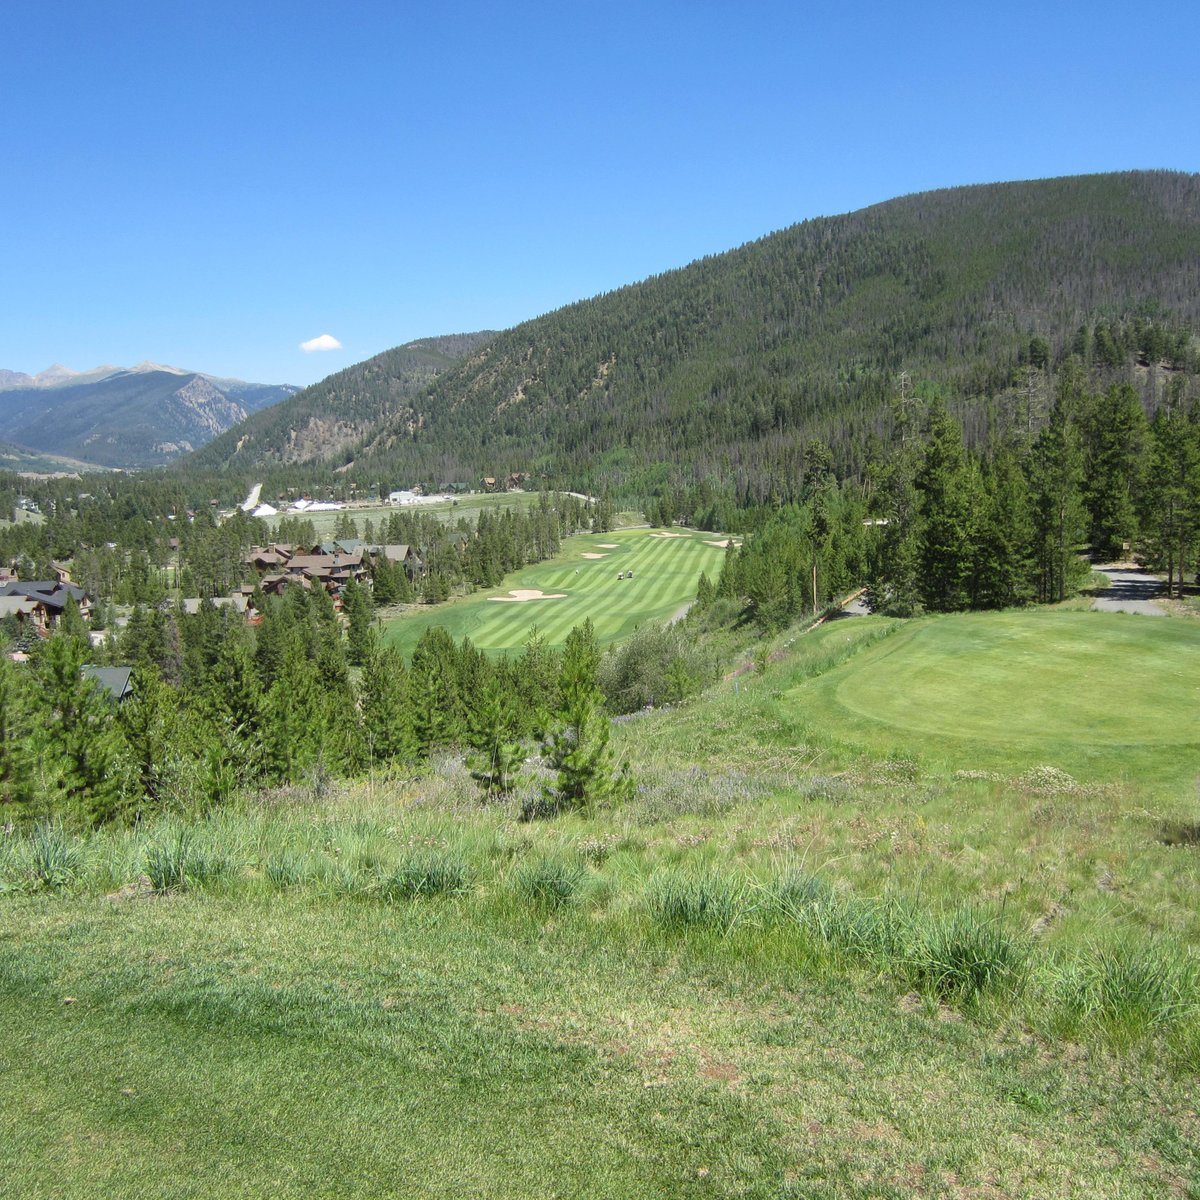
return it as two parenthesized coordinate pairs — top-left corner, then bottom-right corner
(4, 604), (1200, 1197)
(383, 527), (731, 656)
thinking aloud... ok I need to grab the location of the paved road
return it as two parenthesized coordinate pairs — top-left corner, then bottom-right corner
(1091, 566), (1166, 616)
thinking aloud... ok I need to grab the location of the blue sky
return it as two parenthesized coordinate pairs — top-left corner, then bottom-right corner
(3, 0), (1198, 386)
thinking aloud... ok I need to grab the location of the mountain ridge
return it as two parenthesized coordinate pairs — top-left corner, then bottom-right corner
(193, 170), (1200, 496)
(0, 363), (299, 469)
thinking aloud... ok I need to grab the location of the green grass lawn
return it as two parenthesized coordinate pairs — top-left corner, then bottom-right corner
(3, 797), (1199, 1199)
(772, 610), (1200, 792)
(262, 490), (548, 539)
(611, 606), (1200, 948)
(383, 527), (729, 657)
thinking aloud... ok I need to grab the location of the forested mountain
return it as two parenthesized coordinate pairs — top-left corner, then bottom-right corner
(188, 171), (1200, 501)
(0, 363), (297, 468)
(189, 333), (497, 475)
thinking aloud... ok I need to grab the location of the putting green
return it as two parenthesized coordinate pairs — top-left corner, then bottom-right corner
(383, 527), (727, 657)
(785, 610), (1200, 786)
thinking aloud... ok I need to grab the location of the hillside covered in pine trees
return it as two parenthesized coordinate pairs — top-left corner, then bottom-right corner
(189, 332), (496, 475)
(187, 171), (1200, 500)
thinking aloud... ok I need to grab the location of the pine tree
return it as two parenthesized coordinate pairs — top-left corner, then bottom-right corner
(1030, 401), (1090, 602)
(342, 578), (375, 666)
(971, 447), (1036, 609)
(1139, 388), (1200, 597)
(360, 645), (417, 765)
(915, 403), (981, 612)
(118, 666), (188, 813)
(467, 675), (524, 800)
(537, 621), (633, 817)
(1079, 384), (1148, 559)
(0, 654), (35, 816)
(32, 632), (130, 824)
(871, 445), (924, 617)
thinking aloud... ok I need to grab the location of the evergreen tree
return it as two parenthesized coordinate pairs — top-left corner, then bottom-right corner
(408, 626), (465, 753)
(0, 655), (35, 816)
(342, 578), (375, 666)
(871, 446), (924, 617)
(1139, 388), (1200, 597)
(915, 403), (981, 612)
(1079, 383), (1148, 559)
(467, 674), (525, 800)
(118, 666), (190, 813)
(971, 447), (1036, 608)
(32, 633), (130, 824)
(360, 645), (417, 765)
(1030, 400), (1090, 602)
(537, 621), (633, 817)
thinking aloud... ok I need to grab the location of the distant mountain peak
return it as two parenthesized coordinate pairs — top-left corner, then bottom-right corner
(35, 364), (80, 385)
(128, 360), (187, 376)
(0, 360), (299, 467)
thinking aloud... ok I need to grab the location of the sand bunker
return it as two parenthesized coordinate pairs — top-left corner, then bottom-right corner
(580, 552), (609, 559)
(648, 531), (690, 538)
(597, 543), (620, 549)
(703, 538), (741, 548)
(488, 589), (568, 603)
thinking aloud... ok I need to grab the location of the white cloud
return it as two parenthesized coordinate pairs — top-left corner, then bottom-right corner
(299, 333), (343, 353)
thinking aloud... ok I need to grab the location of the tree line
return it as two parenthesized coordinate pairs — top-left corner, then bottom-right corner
(706, 366), (1200, 627)
(0, 589), (635, 828)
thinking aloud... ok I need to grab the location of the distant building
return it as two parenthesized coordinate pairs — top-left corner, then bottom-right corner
(0, 581), (91, 632)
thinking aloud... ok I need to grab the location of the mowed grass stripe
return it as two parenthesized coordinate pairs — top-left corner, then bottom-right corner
(382, 529), (725, 657)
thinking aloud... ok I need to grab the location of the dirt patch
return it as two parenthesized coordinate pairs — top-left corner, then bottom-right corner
(580, 552), (608, 559)
(698, 1058), (743, 1086)
(488, 589), (568, 603)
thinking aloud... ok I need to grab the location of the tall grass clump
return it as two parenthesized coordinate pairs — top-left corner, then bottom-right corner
(515, 856), (587, 908)
(144, 828), (192, 892)
(1051, 938), (1200, 1042)
(30, 823), (83, 889)
(265, 849), (309, 889)
(903, 908), (1027, 1003)
(763, 867), (833, 918)
(374, 852), (471, 901)
(647, 871), (746, 932)
(766, 867), (1024, 1004)
(0, 829), (26, 892)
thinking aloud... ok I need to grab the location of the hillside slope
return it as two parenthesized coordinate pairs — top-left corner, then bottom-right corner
(188, 332), (497, 475)
(189, 171), (1200, 497)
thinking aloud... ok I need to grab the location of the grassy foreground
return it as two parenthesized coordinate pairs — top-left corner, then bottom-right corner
(384, 527), (728, 656)
(3, 793), (1199, 1200)
(4, 604), (1200, 1197)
